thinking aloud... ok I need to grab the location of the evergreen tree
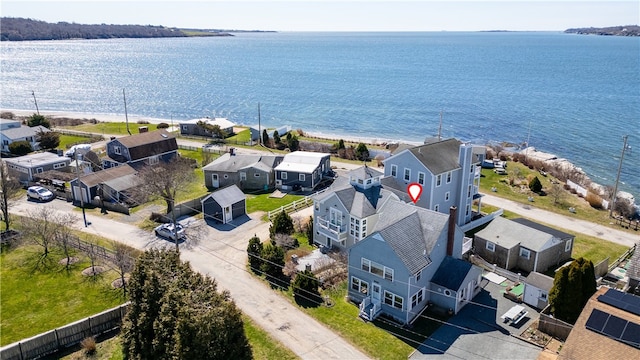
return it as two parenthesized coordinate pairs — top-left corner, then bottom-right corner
(261, 129), (269, 146)
(8, 140), (32, 155)
(260, 243), (285, 281)
(337, 139), (345, 150)
(273, 130), (281, 145)
(355, 143), (369, 161)
(247, 236), (263, 273)
(529, 176), (543, 193)
(287, 134), (299, 151)
(548, 257), (596, 324)
(122, 249), (252, 360)
(305, 216), (314, 246)
(292, 269), (322, 305)
(36, 130), (60, 150)
(269, 210), (294, 238)
(27, 113), (50, 128)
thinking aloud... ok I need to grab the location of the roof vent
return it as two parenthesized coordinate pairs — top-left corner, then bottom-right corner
(161, 133), (168, 138)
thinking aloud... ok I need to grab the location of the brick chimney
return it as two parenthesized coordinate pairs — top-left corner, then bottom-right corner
(447, 206), (457, 256)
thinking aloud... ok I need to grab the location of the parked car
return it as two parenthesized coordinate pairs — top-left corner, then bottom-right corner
(494, 168), (508, 175)
(154, 223), (186, 241)
(27, 186), (54, 201)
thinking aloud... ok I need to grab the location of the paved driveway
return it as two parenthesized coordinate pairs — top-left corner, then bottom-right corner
(409, 280), (542, 360)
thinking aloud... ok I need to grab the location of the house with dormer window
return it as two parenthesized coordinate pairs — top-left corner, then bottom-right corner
(348, 202), (483, 324)
(382, 138), (486, 229)
(312, 166), (399, 249)
(102, 130), (178, 169)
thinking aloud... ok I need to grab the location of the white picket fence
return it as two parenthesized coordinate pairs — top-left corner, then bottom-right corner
(267, 187), (329, 221)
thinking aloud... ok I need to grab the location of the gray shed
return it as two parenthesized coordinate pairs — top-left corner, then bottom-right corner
(201, 185), (246, 224)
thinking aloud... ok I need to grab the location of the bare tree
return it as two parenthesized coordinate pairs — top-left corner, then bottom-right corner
(21, 206), (61, 263)
(548, 183), (567, 206)
(0, 162), (22, 231)
(53, 212), (79, 271)
(84, 239), (103, 281)
(135, 158), (196, 214)
(111, 241), (136, 297)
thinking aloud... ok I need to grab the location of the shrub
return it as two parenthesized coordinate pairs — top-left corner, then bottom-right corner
(247, 236), (263, 273)
(586, 192), (603, 209)
(8, 140), (32, 155)
(81, 336), (97, 355)
(292, 270), (322, 305)
(269, 210), (294, 238)
(157, 122), (169, 129)
(529, 176), (542, 193)
(136, 120), (150, 124)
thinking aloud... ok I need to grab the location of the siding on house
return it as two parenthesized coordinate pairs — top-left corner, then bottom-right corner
(103, 130), (178, 169)
(201, 185), (246, 224)
(3, 152), (71, 183)
(274, 151), (330, 191)
(202, 153), (283, 190)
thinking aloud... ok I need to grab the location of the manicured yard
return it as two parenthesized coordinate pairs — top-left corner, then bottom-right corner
(0, 245), (125, 345)
(59, 122), (161, 136)
(245, 192), (304, 214)
(226, 128), (252, 143)
(57, 134), (100, 150)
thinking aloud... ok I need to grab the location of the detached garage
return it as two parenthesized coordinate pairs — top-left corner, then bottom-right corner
(201, 185), (246, 224)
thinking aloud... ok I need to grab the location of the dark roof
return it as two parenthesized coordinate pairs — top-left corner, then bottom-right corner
(431, 256), (474, 291)
(348, 165), (383, 180)
(374, 201), (449, 274)
(113, 130), (177, 161)
(79, 164), (137, 188)
(406, 138), (462, 174)
(202, 153), (283, 172)
(512, 218), (574, 240)
(201, 184), (245, 207)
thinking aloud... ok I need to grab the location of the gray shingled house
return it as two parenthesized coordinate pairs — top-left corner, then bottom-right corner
(201, 185), (246, 224)
(70, 164), (139, 204)
(102, 130), (178, 169)
(312, 166), (400, 250)
(348, 201), (483, 324)
(474, 217), (574, 273)
(202, 152), (284, 191)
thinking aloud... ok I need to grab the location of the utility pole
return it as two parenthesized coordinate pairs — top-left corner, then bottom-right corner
(123, 88), (131, 135)
(75, 153), (89, 227)
(258, 103), (262, 146)
(610, 135), (630, 218)
(31, 91), (40, 115)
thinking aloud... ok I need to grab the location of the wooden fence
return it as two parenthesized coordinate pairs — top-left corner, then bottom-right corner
(267, 187), (329, 221)
(537, 305), (573, 341)
(0, 303), (130, 360)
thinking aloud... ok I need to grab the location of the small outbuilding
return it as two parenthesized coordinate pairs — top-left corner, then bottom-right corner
(201, 185), (246, 224)
(523, 272), (554, 309)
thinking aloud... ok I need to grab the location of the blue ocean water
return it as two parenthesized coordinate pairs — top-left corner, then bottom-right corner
(1, 32), (639, 199)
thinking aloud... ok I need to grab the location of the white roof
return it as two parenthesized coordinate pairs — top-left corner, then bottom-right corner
(4, 152), (70, 167)
(180, 117), (236, 128)
(274, 151), (329, 173)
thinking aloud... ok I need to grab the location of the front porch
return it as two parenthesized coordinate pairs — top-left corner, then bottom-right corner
(358, 296), (382, 322)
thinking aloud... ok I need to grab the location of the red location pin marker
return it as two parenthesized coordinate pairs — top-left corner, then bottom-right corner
(407, 183), (423, 204)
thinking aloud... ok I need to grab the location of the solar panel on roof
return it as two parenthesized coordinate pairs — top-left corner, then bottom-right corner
(585, 309), (608, 332)
(603, 314), (627, 338)
(597, 288), (640, 317)
(621, 321), (640, 349)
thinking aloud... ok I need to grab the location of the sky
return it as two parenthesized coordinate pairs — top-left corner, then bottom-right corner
(1, 1), (638, 32)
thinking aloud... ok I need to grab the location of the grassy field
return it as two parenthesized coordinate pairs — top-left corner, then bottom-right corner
(226, 128), (252, 143)
(245, 192), (304, 214)
(57, 134), (99, 150)
(0, 245), (125, 346)
(59, 122), (161, 136)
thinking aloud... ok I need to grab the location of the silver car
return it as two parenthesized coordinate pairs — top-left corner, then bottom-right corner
(27, 186), (54, 201)
(154, 223), (186, 241)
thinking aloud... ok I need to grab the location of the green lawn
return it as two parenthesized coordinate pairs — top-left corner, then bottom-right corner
(245, 192), (304, 214)
(0, 245), (125, 346)
(59, 122), (161, 136)
(57, 134), (99, 150)
(178, 148), (220, 168)
(226, 128), (252, 143)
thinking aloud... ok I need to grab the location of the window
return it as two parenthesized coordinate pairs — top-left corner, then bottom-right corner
(361, 258), (393, 281)
(384, 291), (404, 310)
(565, 240), (572, 252)
(53, 162), (66, 169)
(520, 247), (531, 260)
(114, 146), (121, 155)
(434, 204), (439, 212)
(466, 205), (470, 216)
(391, 165), (397, 177)
(540, 292), (548, 301)
(240, 172), (247, 181)
(404, 168), (411, 182)
(351, 277), (368, 294)
(299, 173), (305, 181)
(281, 172), (288, 180)
(436, 174), (442, 186)
(411, 289), (424, 308)
(3, 140), (8, 145)
(224, 174), (229, 179)
(418, 172), (425, 185)
(445, 192), (450, 201)
(486, 242), (495, 252)
(36, 167), (43, 173)
(416, 270), (422, 282)
(254, 173), (260, 177)
(148, 156), (159, 165)
(468, 185), (472, 197)
(182, 125), (188, 131)
(446, 172), (452, 183)
(329, 208), (342, 227)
